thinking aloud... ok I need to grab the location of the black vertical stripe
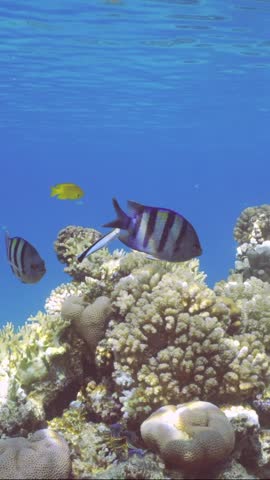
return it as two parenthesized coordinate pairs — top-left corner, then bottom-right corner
(12, 238), (20, 269)
(173, 218), (188, 253)
(158, 212), (175, 252)
(129, 211), (143, 238)
(20, 242), (28, 274)
(143, 209), (158, 247)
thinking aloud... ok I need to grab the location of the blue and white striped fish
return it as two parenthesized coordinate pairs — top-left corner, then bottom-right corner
(77, 198), (202, 262)
(5, 232), (46, 284)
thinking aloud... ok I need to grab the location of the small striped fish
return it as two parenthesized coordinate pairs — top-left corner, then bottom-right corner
(5, 232), (46, 284)
(78, 198), (202, 262)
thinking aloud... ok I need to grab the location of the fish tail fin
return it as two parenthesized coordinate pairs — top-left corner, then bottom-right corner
(103, 198), (130, 229)
(50, 186), (59, 197)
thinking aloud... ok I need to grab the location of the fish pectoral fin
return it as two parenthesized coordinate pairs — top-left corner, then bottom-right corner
(145, 254), (159, 261)
(77, 228), (120, 262)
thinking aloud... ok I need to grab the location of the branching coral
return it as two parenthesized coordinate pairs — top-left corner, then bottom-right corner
(234, 205), (270, 245)
(215, 274), (270, 351)
(0, 309), (90, 434)
(233, 204), (270, 281)
(54, 225), (102, 267)
(49, 407), (125, 479)
(54, 224), (125, 282)
(94, 260), (269, 422)
(77, 378), (121, 423)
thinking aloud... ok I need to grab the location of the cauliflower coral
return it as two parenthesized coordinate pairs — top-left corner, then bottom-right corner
(95, 259), (270, 421)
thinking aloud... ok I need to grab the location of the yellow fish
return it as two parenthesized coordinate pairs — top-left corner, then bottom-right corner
(50, 183), (84, 200)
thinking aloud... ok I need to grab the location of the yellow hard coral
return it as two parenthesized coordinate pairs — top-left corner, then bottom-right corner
(140, 401), (235, 470)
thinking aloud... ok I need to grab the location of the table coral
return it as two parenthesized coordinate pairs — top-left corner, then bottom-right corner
(0, 428), (71, 479)
(140, 401), (235, 470)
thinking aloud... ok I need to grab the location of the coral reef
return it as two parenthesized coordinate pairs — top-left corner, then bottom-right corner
(215, 273), (270, 351)
(54, 225), (101, 276)
(62, 295), (112, 353)
(234, 205), (270, 245)
(93, 452), (168, 479)
(140, 401), (235, 470)
(54, 224), (125, 283)
(234, 205), (270, 281)
(77, 378), (121, 423)
(95, 260), (270, 421)
(0, 428), (71, 479)
(0, 308), (89, 435)
(48, 406), (131, 478)
(3, 208), (270, 478)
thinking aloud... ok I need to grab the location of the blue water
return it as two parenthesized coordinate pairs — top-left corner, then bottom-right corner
(1, 0), (270, 327)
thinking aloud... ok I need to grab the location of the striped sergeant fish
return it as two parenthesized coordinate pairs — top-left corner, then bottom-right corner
(78, 198), (202, 262)
(5, 232), (46, 284)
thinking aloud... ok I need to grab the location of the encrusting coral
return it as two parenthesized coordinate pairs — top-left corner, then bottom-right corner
(0, 428), (71, 479)
(140, 401), (235, 470)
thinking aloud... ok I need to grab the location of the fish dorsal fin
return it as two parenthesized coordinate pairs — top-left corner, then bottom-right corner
(103, 198), (130, 229)
(127, 200), (145, 215)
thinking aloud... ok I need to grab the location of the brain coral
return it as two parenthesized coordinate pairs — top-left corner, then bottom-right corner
(0, 428), (71, 479)
(140, 401), (235, 470)
(62, 295), (112, 353)
(95, 260), (270, 420)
